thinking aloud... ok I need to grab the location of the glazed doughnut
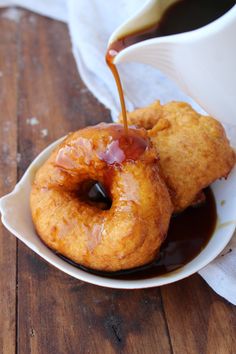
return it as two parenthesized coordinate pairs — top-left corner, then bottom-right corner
(31, 124), (173, 272)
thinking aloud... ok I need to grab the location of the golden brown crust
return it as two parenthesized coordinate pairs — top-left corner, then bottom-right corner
(119, 101), (235, 212)
(31, 123), (173, 271)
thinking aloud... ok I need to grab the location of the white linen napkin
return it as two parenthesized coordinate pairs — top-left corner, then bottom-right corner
(0, 0), (235, 305)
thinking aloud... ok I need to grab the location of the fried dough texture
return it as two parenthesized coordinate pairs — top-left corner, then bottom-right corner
(120, 101), (235, 212)
(31, 124), (173, 271)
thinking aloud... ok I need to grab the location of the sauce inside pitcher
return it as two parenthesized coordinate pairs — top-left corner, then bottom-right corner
(109, 0), (236, 53)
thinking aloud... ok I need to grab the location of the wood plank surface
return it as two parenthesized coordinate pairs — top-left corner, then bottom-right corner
(0, 7), (235, 354)
(0, 10), (18, 354)
(162, 275), (236, 354)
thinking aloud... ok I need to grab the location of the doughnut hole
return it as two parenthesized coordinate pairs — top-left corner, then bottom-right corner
(76, 180), (112, 210)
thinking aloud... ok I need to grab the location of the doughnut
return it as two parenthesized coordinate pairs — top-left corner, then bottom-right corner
(120, 101), (235, 212)
(31, 124), (173, 272)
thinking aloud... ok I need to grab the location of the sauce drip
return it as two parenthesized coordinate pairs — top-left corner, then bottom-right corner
(106, 0), (235, 132)
(57, 187), (217, 279)
(106, 51), (128, 133)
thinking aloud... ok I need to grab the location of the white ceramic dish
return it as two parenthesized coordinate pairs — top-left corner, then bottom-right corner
(0, 137), (236, 289)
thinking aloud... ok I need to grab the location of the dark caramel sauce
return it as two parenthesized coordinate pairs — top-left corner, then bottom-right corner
(57, 187), (217, 279)
(98, 125), (148, 165)
(157, 0), (235, 35)
(106, 53), (128, 133)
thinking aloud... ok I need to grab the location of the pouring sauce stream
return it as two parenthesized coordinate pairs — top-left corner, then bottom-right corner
(106, 50), (128, 133)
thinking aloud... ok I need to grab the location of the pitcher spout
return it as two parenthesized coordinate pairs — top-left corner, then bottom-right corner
(114, 38), (180, 85)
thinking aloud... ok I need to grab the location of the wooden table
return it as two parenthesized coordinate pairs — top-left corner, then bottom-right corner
(0, 8), (235, 354)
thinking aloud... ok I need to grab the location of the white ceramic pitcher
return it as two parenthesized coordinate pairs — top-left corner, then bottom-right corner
(108, 0), (236, 125)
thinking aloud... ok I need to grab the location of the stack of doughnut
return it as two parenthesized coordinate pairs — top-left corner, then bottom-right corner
(31, 102), (235, 272)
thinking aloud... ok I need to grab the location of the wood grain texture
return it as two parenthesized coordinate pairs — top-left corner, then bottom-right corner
(0, 7), (235, 354)
(162, 275), (236, 354)
(0, 10), (18, 354)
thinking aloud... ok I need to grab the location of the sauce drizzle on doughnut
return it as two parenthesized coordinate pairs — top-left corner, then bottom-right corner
(55, 125), (150, 171)
(99, 128), (149, 165)
(54, 124), (151, 212)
